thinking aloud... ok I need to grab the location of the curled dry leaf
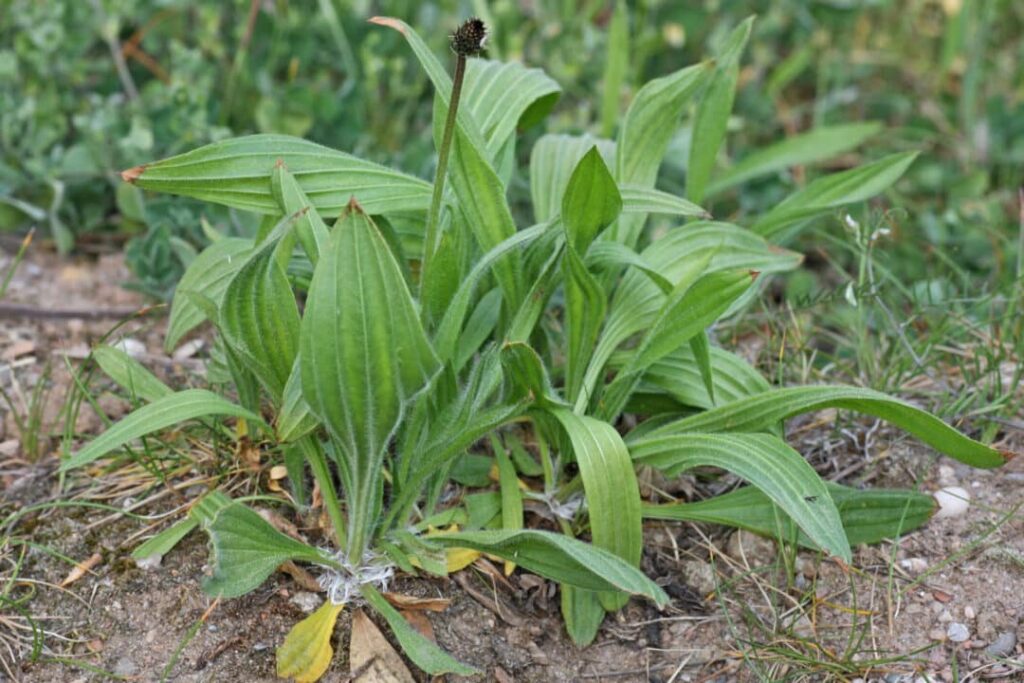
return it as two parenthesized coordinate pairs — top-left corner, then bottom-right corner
(382, 592), (451, 612)
(60, 553), (102, 587)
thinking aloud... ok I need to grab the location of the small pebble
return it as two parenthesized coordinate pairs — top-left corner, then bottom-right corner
(900, 557), (928, 573)
(933, 487), (970, 519)
(112, 657), (138, 677)
(947, 622), (970, 642)
(929, 628), (947, 641)
(289, 591), (320, 613)
(985, 631), (1016, 658)
(253, 642), (269, 652)
(938, 609), (952, 623)
(963, 606), (975, 620)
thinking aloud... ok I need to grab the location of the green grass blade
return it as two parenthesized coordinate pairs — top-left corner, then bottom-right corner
(61, 389), (265, 472)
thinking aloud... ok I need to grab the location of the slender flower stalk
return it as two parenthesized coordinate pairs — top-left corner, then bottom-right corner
(420, 18), (488, 298)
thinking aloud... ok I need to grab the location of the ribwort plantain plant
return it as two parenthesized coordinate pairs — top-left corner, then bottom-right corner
(65, 15), (1011, 680)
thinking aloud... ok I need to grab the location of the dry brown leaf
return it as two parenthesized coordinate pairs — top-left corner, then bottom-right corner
(257, 508), (303, 541)
(349, 609), (415, 683)
(60, 553), (102, 587)
(400, 609), (434, 641)
(382, 592), (451, 613)
(280, 560), (322, 592)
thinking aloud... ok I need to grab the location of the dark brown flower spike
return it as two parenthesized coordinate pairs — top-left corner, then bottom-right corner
(451, 17), (488, 56)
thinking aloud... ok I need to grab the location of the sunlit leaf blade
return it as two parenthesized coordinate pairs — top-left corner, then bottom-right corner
(61, 389), (264, 471)
(530, 134), (616, 224)
(301, 202), (440, 553)
(687, 17), (753, 205)
(643, 483), (936, 549)
(166, 237), (253, 351)
(753, 152), (919, 239)
(706, 122), (883, 196)
(429, 530), (668, 604)
(361, 585), (479, 676)
(93, 344), (172, 402)
(597, 269), (755, 420)
(630, 433), (850, 560)
(612, 61), (712, 245)
(191, 494), (332, 599)
(551, 409), (641, 611)
(220, 231), (301, 401)
(640, 386), (1008, 468)
(639, 344), (771, 410)
(277, 601), (344, 683)
(271, 164), (330, 263)
(617, 62), (713, 187)
(125, 135), (431, 216)
(619, 186), (709, 218)
(461, 59), (561, 160)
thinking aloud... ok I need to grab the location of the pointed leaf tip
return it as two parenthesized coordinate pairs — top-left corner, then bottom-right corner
(368, 16), (406, 34)
(121, 165), (146, 183)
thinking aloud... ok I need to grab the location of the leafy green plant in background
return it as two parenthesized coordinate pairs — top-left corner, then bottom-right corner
(62, 12), (1011, 682)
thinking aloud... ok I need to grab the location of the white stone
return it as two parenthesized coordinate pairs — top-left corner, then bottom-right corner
(933, 487), (970, 518)
(947, 622), (970, 642)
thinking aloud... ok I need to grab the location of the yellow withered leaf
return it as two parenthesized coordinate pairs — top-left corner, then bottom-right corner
(446, 547), (482, 572)
(277, 601), (344, 683)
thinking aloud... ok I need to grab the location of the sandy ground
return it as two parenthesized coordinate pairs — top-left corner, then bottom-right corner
(1, 247), (1021, 682)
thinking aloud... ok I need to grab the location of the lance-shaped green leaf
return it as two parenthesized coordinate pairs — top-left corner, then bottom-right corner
(220, 230), (301, 402)
(433, 223), (546, 362)
(706, 122), (882, 196)
(563, 247), (607, 404)
(191, 493), (334, 598)
(61, 390), (265, 471)
(562, 585), (605, 646)
(598, 269), (755, 419)
(639, 386), (1009, 469)
(643, 483), (936, 549)
(166, 237), (253, 351)
(530, 134), (616, 224)
(428, 530), (668, 604)
(460, 59), (561, 161)
(300, 201), (441, 555)
(753, 152), (919, 239)
(370, 18), (523, 308)
(562, 146), (622, 252)
(630, 433), (850, 560)
(551, 409), (641, 611)
(93, 344), (172, 402)
(122, 134), (431, 216)
(501, 342), (564, 407)
(361, 585), (478, 675)
(270, 163), (329, 263)
(612, 61), (712, 245)
(132, 517), (197, 561)
(687, 17), (754, 205)
(639, 344), (771, 410)
(276, 362), (318, 443)
(600, 0), (629, 138)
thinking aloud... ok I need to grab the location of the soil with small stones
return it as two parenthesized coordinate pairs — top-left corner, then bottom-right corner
(2, 248), (1022, 683)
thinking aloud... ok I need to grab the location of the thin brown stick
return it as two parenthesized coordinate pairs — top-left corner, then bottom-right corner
(0, 303), (162, 320)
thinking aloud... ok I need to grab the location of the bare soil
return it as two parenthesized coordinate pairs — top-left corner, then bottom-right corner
(1, 248), (1022, 682)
